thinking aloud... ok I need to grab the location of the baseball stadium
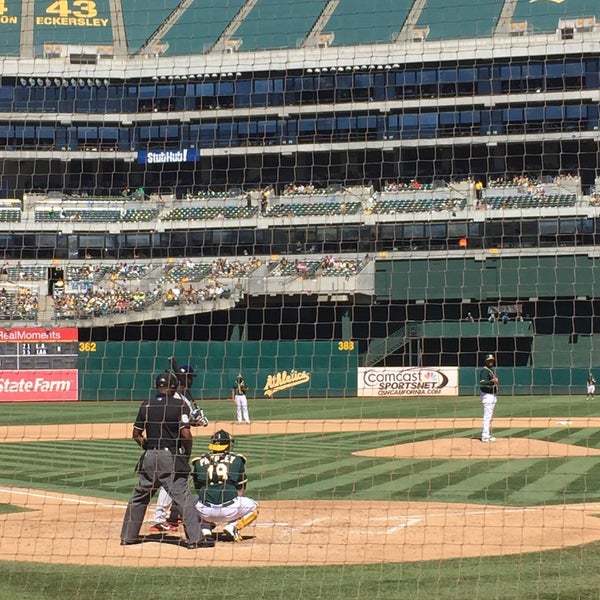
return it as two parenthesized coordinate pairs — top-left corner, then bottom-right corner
(2, 0), (600, 598)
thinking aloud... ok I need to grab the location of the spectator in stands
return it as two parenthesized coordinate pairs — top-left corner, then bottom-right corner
(475, 179), (484, 200)
(465, 312), (474, 322)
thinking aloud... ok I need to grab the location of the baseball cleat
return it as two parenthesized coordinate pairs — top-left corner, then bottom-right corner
(150, 522), (175, 533)
(201, 528), (215, 539)
(223, 523), (242, 542)
(481, 437), (496, 443)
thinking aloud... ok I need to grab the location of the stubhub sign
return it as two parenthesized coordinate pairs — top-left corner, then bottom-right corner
(138, 149), (200, 164)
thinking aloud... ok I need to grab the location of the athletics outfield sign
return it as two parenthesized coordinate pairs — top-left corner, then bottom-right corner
(357, 367), (459, 397)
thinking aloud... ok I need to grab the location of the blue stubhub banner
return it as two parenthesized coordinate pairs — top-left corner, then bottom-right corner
(138, 149), (200, 164)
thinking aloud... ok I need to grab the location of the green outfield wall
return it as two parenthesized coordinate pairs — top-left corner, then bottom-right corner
(375, 255), (599, 300)
(78, 340), (358, 401)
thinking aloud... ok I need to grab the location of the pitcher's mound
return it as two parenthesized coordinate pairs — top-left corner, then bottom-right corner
(354, 437), (600, 459)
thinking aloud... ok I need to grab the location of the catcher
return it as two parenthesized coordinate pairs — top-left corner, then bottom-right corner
(232, 373), (251, 423)
(192, 429), (259, 542)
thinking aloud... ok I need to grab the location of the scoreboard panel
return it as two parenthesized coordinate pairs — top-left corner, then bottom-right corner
(0, 327), (78, 401)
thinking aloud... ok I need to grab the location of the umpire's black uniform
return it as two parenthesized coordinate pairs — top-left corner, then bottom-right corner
(120, 374), (206, 548)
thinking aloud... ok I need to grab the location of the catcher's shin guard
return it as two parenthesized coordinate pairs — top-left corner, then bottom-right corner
(236, 509), (259, 531)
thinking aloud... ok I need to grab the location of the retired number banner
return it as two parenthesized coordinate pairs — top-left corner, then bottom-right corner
(357, 367), (459, 397)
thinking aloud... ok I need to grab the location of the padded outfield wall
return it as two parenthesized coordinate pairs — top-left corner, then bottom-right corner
(78, 340), (359, 401)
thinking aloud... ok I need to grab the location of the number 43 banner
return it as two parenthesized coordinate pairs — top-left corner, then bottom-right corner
(35, 0), (110, 27)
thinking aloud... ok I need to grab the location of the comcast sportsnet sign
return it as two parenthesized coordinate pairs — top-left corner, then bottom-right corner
(357, 367), (459, 397)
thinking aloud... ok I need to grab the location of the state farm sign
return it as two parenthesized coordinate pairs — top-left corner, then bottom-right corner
(0, 370), (78, 402)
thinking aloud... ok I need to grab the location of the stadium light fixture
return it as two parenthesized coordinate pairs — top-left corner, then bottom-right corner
(86, 79), (94, 87)
(36, 78), (44, 86)
(345, 66), (352, 71)
(152, 76), (158, 81)
(211, 73), (218, 78)
(384, 64), (391, 69)
(45, 78), (52, 86)
(314, 67), (320, 73)
(19, 78), (27, 86)
(103, 79), (109, 86)
(95, 79), (102, 87)
(62, 79), (69, 87)
(226, 72), (234, 78)
(53, 78), (61, 86)
(306, 68), (313, 73)
(392, 63), (400, 68)
(78, 79), (85, 86)
(29, 78), (36, 86)
(235, 72), (241, 77)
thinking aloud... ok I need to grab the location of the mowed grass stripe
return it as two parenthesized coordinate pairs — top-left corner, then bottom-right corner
(506, 457), (600, 505)
(427, 459), (542, 502)
(289, 458), (453, 498)
(348, 460), (474, 499)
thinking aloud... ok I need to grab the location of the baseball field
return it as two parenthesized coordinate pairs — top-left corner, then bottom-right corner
(2, 394), (600, 599)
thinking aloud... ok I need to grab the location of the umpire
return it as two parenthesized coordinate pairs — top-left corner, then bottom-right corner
(120, 372), (215, 549)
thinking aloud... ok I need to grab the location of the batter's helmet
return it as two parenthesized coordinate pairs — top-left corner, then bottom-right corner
(177, 365), (197, 377)
(155, 372), (179, 391)
(485, 354), (495, 362)
(208, 429), (234, 452)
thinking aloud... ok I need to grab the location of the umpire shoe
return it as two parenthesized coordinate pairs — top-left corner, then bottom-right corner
(120, 539), (142, 546)
(187, 537), (216, 549)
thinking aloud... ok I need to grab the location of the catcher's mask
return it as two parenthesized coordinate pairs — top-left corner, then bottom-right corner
(209, 429), (234, 452)
(155, 372), (179, 391)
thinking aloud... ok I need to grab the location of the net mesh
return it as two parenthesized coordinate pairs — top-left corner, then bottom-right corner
(1, 0), (600, 597)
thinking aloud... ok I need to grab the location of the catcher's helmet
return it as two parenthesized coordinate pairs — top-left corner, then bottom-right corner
(208, 429), (234, 452)
(155, 372), (179, 391)
(485, 354), (495, 362)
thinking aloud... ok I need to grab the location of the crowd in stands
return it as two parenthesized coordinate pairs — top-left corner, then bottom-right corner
(383, 180), (430, 192)
(270, 255), (362, 279)
(54, 287), (160, 319)
(0, 287), (39, 320)
(107, 263), (152, 280)
(163, 280), (231, 306)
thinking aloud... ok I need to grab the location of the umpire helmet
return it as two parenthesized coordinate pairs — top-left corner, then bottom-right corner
(155, 372), (179, 391)
(208, 429), (234, 452)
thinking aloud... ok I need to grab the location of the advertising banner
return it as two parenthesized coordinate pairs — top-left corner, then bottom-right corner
(357, 366), (459, 397)
(0, 369), (78, 402)
(0, 327), (79, 401)
(137, 149), (200, 164)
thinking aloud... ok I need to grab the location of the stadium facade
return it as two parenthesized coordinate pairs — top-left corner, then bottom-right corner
(0, 0), (600, 398)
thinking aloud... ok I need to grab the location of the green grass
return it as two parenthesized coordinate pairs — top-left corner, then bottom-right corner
(1, 395), (600, 599)
(0, 393), (595, 426)
(2, 545), (600, 600)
